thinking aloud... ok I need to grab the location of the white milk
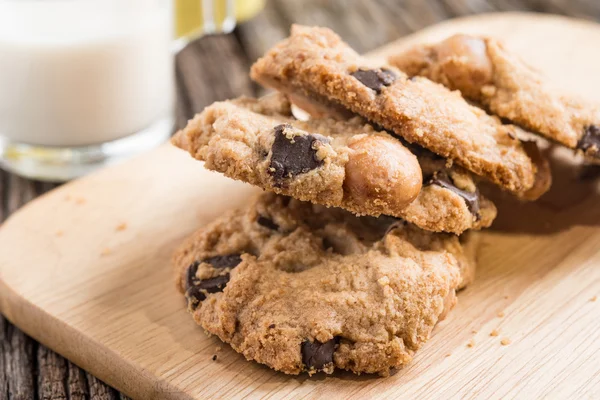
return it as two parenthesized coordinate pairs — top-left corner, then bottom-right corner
(0, 0), (174, 147)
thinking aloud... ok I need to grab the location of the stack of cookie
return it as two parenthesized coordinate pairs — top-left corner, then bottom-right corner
(171, 26), (598, 376)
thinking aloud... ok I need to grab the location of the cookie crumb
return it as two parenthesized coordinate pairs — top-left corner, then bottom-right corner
(471, 330), (477, 334)
(497, 311), (505, 318)
(490, 329), (499, 337)
(101, 248), (111, 256)
(445, 353), (451, 358)
(212, 355), (217, 361)
(504, 295), (509, 299)
(467, 339), (475, 348)
(75, 197), (86, 205)
(116, 222), (128, 232)
(590, 296), (597, 302)
(500, 338), (511, 346)
(378, 276), (390, 286)
(215, 346), (222, 352)
(55, 230), (64, 237)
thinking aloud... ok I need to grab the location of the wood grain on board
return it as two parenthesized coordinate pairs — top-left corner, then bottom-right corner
(1, 2), (600, 399)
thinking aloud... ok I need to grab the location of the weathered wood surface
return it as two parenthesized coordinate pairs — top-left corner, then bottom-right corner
(1, 0), (599, 398)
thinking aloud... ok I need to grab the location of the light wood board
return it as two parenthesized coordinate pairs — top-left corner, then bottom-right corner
(1, 13), (600, 400)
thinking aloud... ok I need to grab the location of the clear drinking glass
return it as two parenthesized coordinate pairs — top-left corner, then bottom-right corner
(0, 0), (264, 181)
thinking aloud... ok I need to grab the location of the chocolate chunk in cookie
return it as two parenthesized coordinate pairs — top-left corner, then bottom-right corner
(204, 254), (243, 269)
(350, 68), (396, 93)
(429, 173), (480, 216)
(172, 193), (479, 376)
(257, 215), (279, 230)
(186, 274), (231, 307)
(184, 254), (242, 309)
(578, 125), (600, 158)
(302, 338), (339, 371)
(269, 124), (324, 183)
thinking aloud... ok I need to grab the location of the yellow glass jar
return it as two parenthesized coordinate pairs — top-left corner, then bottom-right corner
(175, 0), (266, 38)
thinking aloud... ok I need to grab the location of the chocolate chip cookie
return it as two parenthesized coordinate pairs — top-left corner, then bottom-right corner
(172, 193), (477, 376)
(173, 94), (497, 234)
(250, 25), (550, 197)
(389, 34), (600, 162)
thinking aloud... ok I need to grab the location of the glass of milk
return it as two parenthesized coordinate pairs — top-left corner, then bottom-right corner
(0, 0), (175, 181)
(0, 0), (266, 181)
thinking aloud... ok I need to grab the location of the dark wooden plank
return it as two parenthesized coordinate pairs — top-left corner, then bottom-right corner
(175, 64), (195, 131)
(0, 315), (8, 400)
(0, 169), (7, 223)
(176, 34), (255, 117)
(66, 362), (88, 400)
(235, 5), (290, 63)
(6, 174), (37, 216)
(272, 0), (393, 53)
(437, 0), (496, 16)
(86, 374), (118, 400)
(37, 346), (67, 400)
(374, 0), (452, 37)
(5, 324), (36, 400)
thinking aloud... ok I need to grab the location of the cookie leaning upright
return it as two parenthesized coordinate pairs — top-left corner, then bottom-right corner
(172, 193), (475, 376)
(250, 25), (550, 197)
(389, 34), (600, 162)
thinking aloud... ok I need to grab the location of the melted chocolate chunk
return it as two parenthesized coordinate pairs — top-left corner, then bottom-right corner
(578, 125), (600, 158)
(257, 215), (279, 230)
(351, 68), (396, 93)
(186, 274), (231, 307)
(269, 124), (324, 184)
(322, 237), (335, 252)
(204, 254), (243, 269)
(185, 254), (243, 309)
(428, 173), (480, 216)
(185, 261), (200, 290)
(301, 338), (339, 371)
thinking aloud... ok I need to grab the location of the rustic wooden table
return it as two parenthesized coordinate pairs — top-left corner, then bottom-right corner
(1, 1), (599, 399)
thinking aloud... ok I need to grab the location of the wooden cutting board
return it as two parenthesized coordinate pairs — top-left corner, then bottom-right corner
(1, 13), (600, 400)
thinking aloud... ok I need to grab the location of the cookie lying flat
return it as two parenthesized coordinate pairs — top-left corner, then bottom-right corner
(173, 95), (496, 233)
(389, 34), (600, 162)
(172, 193), (476, 376)
(250, 25), (549, 197)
